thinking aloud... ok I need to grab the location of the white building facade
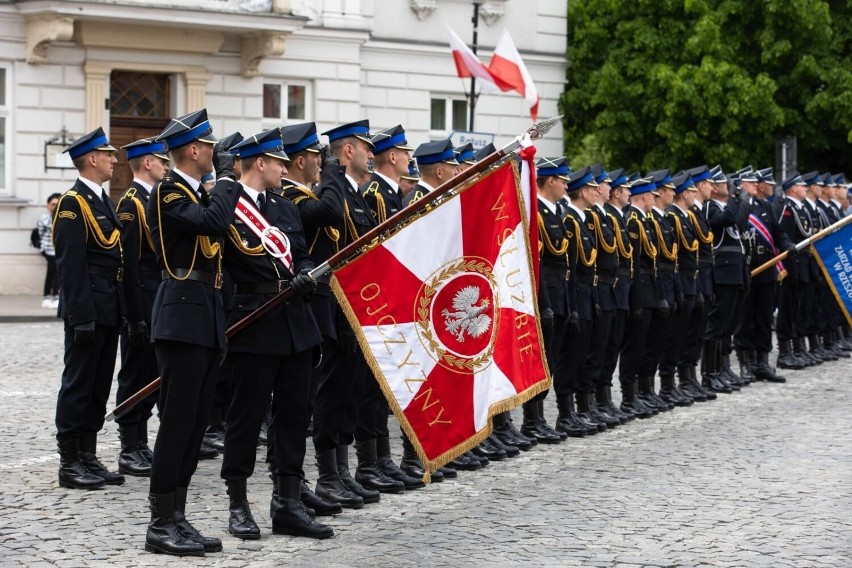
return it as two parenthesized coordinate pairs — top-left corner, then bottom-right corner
(0, 0), (566, 293)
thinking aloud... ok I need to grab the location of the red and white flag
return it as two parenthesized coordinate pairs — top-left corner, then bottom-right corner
(488, 30), (540, 121)
(447, 26), (501, 94)
(331, 153), (549, 478)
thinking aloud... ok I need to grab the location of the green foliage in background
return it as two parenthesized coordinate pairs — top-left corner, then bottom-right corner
(560, 0), (852, 173)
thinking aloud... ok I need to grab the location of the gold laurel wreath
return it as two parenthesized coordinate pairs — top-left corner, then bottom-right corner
(416, 258), (498, 373)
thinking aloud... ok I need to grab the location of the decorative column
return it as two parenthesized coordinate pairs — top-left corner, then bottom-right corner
(184, 68), (210, 110)
(83, 61), (110, 131)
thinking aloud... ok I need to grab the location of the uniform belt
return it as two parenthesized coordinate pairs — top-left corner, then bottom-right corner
(638, 267), (656, 276)
(658, 263), (676, 272)
(716, 246), (743, 254)
(89, 265), (123, 282)
(617, 267), (632, 278)
(542, 265), (569, 280)
(699, 258), (715, 265)
(235, 280), (291, 294)
(597, 275), (617, 286)
(576, 274), (598, 286)
(162, 268), (222, 289)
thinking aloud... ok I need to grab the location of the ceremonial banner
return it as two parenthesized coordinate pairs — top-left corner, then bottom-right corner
(331, 155), (549, 478)
(812, 221), (852, 326)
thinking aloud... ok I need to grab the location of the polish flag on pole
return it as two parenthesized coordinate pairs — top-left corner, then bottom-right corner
(447, 26), (500, 94)
(488, 30), (540, 121)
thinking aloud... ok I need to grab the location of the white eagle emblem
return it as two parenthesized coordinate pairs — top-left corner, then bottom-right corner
(441, 285), (492, 342)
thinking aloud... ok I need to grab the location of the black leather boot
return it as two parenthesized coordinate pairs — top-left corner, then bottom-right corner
(337, 444), (380, 503)
(521, 400), (561, 443)
(492, 412), (533, 451)
(659, 374), (693, 407)
(145, 492), (205, 556)
(57, 437), (105, 490)
(827, 331), (849, 358)
(810, 334), (835, 361)
(736, 350), (756, 383)
(78, 432), (125, 485)
(596, 385), (631, 423)
(564, 394), (599, 434)
(638, 375), (671, 411)
(777, 339), (804, 370)
(354, 439), (405, 493)
(689, 365), (716, 400)
(174, 486), (222, 553)
(720, 353), (746, 387)
(677, 366), (707, 402)
(619, 379), (653, 418)
(504, 414), (538, 447)
(554, 395), (588, 437)
(536, 399), (568, 440)
(301, 479), (343, 515)
(118, 423), (151, 477)
(226, 479), (260, 540)
(273, 476), (334, 539)
(795, 337), (819, 366)
(702, 340), (732, 394)
(473, 436), (510, 460)
(399, 436), (444, 482)
(587, 391), (621, 426)
(487, 432), (520, 457)
(754, 351), (786, 383)
(376, 436), (425, 490)
(575, 392), (607, 431)
(314, 448), (365, 508)
(203, 407), (225, 452)
(137, 421), (153, 462)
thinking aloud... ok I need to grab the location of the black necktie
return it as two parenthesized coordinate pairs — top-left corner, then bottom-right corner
(101, 189), (110, 205)
(257, 193), (266, 214)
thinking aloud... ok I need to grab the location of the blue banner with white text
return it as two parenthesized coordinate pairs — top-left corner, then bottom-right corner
(812, 222), (852, 326)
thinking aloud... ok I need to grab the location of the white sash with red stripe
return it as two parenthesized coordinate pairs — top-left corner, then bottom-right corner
(234, 195), (293, 274)
(749, 213), (784, 275)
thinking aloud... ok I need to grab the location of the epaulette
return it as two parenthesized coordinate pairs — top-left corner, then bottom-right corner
(363, 181), (380, 195)
(66, 190), (78, 197)
(124, 187), (137, 199)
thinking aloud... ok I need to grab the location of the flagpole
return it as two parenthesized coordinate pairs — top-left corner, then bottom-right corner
(751, 213), (852, 277)
(105, 116), (562, 422)
(468, 1), (480, 131)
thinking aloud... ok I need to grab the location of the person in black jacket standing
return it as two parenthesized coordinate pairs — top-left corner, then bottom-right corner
(144, 109), (241, 557)
(703, 168), (750, 394)
(53, 127), (126, 491)
(114, 138), (170, 477)
(219, 130), (331, 540)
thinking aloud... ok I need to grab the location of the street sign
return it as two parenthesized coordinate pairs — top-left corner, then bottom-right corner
(450, 130), (495, 151)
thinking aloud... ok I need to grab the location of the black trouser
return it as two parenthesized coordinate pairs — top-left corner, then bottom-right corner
(619, 308), (651, 383)
(43, 253), (58, 296)
(602, 309), (627, 387)
(706, 284), (744, 344)
(222, 350), (312, 481)
(116, 330), (158, 426)
(55, 323), (119, 440)
(734, 281), (776, 352)
(149, 341), (219, 494)
(312, 337), (366, 452)
(211, 359), (234, 424)
(776, 279), (802, 341)
(356, 363), (388, 442)
(555, 318), (591, 397)
(586, 309), (615, 389)
(532, 314), (567, 403)
(639, 307), (676, 379)
(660, 295), (695, 378)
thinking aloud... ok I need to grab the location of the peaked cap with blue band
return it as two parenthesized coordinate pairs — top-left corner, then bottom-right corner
(801, 170), (823, 186)
(609, 167), (630, 190)
(370, 125), (413, 155)
(217, 132), (244, 155)
(687, 165), (712, 183)
(322, 120), (373, 146)
(280, 122), (321, 155)
(121, 137), (168, 161)
(474, 143), (496, 163)
(782, 172), (806, 191)
(229, 128), (289, 161)
(630, 177), (657, 196)
(454, 143), (476, 165)
(64, 127), (116, 160)
(413, 139), (458, 166)
(590, 163), (611, 184)
(708, 165), (727, 184)
(401, 158), (420, 181)
(648, 169), (674, 189)
(567, 165), (599, 192)
(672, 171), (696, 194)
(156, 109), (217, 151)
(535, 156), (570, 180)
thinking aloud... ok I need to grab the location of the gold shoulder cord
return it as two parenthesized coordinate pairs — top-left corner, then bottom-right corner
(342, 200), (360, 243)
(227, 225), (265, 256)
(687, 209), (714, 243)
(566, 216), (598, 267)
(286, 184), (340, 254)
(589, 209), (616, 254)
(628, 214), (657, 258)
(364, 181), (387, 223)
(156, 181), (221, 281)
(649, 216), (678, 262)
(537, 215), (569, 255)
(129, 195), (156, 255)
(668, 211), (698, 252)
(52, 192), (124, 266)
(608, 213), (633, 259)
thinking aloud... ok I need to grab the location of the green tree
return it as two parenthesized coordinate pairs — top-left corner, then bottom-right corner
(560, 0), (852, 174)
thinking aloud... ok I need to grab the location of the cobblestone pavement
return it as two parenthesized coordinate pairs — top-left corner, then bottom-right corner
(1, 320), (851, 567)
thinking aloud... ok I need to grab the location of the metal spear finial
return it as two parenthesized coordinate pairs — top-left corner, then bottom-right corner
(527, 115), (563, 140)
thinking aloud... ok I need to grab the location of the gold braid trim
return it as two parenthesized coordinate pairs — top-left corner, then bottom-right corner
(67, 194), (122, 252)
(342, 200), (360, 243)
(364, 181), (388, 223)
(608, 213), (633, 258)
(227, 225), (265, 255)
(687, 209), (714, 243)
(628, 214), (657, 258)
(566, 216), (598, 267)
(649, 216), (678, 261)
(588, 209), (616, 254)
(537, 215), (569, 255)
(127, 195), (156, 253)
(157, 181), (221, 281)
(288, 184), (341, 252)
(668, 211), (698, 252)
